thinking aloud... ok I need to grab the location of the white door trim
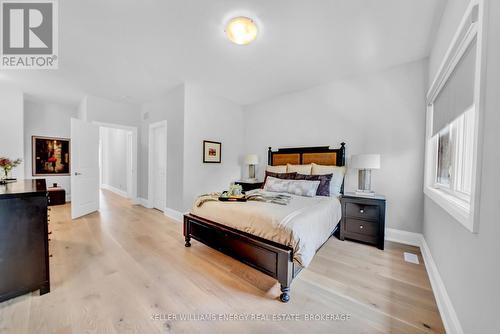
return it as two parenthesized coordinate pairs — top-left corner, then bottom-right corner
(148, 120), (168, 210)
(93, 121), (139, 204)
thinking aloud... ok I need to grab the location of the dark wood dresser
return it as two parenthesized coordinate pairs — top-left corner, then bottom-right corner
(340, 193), (386, 250)
(0, 179), (50, 302)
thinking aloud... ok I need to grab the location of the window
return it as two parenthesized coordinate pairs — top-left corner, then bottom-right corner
(424, 0), (485, 233)
(436, 126), (452, 187)
(433, 107), (475, 204)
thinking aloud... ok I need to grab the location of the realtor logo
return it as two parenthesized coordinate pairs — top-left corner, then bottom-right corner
(1, 0), (58, 69)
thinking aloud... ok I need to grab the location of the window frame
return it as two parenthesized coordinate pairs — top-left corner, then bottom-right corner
(424, 0), (487, 233)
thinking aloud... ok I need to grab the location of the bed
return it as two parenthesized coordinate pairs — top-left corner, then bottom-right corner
(183, 143), (346, 302)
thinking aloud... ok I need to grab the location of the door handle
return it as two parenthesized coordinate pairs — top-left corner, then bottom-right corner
(74, 172), (82, 176)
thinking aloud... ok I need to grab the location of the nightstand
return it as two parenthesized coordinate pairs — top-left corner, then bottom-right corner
(235, 180), (264, 192)
(340, 192), (386, 250)
(47, 187), (66, 206)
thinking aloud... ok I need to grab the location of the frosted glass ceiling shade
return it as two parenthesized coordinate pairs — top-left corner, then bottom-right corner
(225, 17), (258, 45)
(351, 154), (381, 170)
(245, 154), (259, 165)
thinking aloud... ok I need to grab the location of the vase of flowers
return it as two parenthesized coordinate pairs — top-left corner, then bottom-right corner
(0, 157), (22, 181)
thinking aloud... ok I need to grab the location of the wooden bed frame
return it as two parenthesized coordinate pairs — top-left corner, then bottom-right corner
(184, 143), (346, 302)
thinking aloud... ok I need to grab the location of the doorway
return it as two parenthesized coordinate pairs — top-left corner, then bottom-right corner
(97, 123), (138, 202)
(148, 121), (167, 211)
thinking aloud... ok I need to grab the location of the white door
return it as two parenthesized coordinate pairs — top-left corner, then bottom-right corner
(149, 123), (166, 211)
(71, 118), (100, 219)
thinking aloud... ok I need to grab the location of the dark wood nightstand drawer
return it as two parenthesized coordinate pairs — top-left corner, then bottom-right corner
(345, 218), (378, 237)
(345, 202), (379, 221)
(340, 193), (386, 250)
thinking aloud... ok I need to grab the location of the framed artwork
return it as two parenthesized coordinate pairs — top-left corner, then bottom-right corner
(32, 136), (71, 176)
(203, 140), (221, 163)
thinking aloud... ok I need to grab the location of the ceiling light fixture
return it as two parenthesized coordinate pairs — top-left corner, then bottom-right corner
(225, 16), (258, 45)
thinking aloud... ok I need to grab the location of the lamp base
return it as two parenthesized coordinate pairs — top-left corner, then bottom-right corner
(357, 169), (374, 194)
(248, 165), (256, 179)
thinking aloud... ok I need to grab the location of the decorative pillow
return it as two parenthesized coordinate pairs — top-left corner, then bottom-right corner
(287, 163), (312, 175)
(311, 163), (346, 196)
(295, 173), (333, 196)
(266, 165), (287, 173)
(264, 177), (320, 197)
(262, 171), (297, 188)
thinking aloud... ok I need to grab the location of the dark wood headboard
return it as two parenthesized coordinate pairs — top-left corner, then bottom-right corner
(267, 143), (346, 167)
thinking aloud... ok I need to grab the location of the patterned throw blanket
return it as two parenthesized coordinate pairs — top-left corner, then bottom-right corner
(195, 190), (291, 207)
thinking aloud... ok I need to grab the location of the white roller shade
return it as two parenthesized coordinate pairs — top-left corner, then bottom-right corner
(432, 38), (477, 136)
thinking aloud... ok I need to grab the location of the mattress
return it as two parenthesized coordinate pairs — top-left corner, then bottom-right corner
(190, 190), (341, 267)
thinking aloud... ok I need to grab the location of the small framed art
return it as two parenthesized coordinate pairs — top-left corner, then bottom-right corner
(203, 140), (221, 163)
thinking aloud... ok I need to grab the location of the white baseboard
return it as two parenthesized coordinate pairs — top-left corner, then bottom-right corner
(385, 228), (423, 247)
(135, 197), (182, 222)
(385, 228), (463, 334)
(137, 197), (152, 208)
(164, 208), (183, 223)
(420, 238), (463, 334)
(101, 184), (129, 198)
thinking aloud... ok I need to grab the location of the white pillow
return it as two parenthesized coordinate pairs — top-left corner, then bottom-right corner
(264, 176), (320, 197)
(266, 165), (287, 173)
(311, 163), (346, 196)
(287, 163), (312, 175)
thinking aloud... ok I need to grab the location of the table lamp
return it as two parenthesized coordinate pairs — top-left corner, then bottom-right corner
(350, 154), (380, 196)
(245, 154), (259, 180)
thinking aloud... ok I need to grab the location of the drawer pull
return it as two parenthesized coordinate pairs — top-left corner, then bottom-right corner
(360, 209), (364, 213)
(360, 225), (364, 229)
(48, 231), (52, 235)
(49, 254), (53, 257)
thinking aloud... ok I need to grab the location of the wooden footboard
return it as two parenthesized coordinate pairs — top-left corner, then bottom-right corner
(183, 213), (298, 302)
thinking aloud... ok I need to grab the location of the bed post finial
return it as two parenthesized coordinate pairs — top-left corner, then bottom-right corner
(268, 147), (272, 165)
(340, 142), (346, 166)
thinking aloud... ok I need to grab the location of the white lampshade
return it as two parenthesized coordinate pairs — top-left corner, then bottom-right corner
(244, 154), (259, 165)
(350, 154), (381, 170)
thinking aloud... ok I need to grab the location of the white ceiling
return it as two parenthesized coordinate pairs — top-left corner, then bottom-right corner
(0, 0), (445, 106)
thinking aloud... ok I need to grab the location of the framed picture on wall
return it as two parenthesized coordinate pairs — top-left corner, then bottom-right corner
(32, 136), (71, 176)
(203, 140), (221, 163)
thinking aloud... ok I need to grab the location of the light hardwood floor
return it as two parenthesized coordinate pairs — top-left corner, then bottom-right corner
(0, 190), (445, 334)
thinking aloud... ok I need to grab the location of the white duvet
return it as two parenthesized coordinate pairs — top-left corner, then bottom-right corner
(190, 190), (341, 267)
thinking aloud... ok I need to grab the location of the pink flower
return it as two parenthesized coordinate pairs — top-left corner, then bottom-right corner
(0, 157), (22, 168)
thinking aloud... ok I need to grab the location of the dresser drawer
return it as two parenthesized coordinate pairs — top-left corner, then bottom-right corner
(345, 218), (378, 237)
(345, 202), (379, 221)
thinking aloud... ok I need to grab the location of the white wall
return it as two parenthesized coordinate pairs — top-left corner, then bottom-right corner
(77, 96), (88, 121)
(243, 60), (427, 233)
(183, 84), (244, 211)
(0, 88), (24, 179)
(84, 95), (140, 127)
(100, 127), (129, 193)
(23, 99), (77, 199)
(140, 85), (185, 211)
(423, 1), (500, 333)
